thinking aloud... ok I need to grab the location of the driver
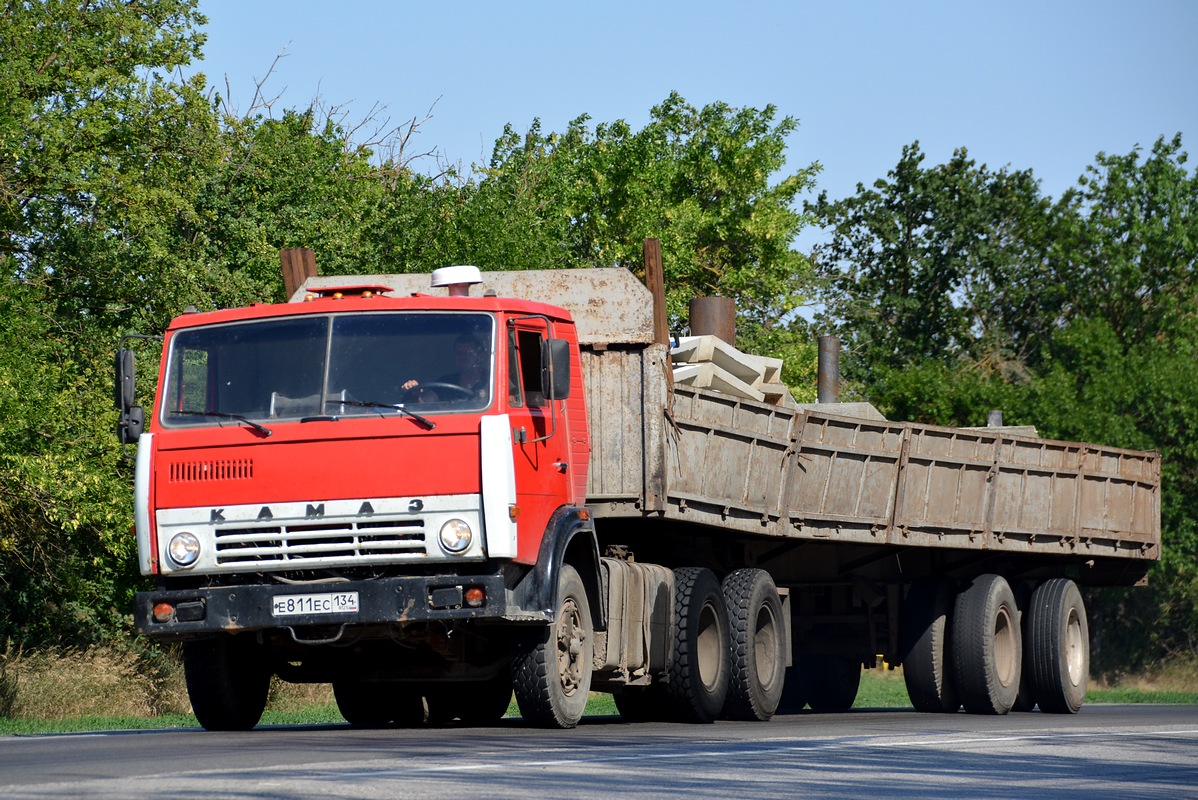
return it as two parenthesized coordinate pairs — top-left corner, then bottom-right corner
(401, 334), (489, 403)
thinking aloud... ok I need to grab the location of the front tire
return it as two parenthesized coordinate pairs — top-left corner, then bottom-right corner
(512, 563), (594, 728)
(722, 569), (786, 721)
(663, 567), (729, 723)
(1026, 578), (1089, 714)
(951, 574), (1022, 715)
(183, 636), (271, 731)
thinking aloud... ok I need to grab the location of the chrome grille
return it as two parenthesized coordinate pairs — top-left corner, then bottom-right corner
(214, 517), (425, 565)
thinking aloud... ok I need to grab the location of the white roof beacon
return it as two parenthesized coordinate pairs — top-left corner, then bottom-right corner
(430, 265), (483, 298)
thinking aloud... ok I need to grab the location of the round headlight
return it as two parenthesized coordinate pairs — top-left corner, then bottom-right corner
(167, 532), (201, 568)
(438, 519), (473, 553)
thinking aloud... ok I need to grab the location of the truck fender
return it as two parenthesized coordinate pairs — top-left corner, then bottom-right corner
(511, 506), (606, 631)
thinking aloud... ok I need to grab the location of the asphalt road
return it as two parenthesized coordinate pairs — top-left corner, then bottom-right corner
(2, 705), (1197, 799)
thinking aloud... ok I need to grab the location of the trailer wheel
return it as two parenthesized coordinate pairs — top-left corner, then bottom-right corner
(334, 681), (425, 727)
(1026, 578), (1089, 714)
(427, 668), (513, 725)
(183, 636), (270, 731)
(613, 685), (670, 722)
(951, 574), (1022, 715)
(721, 569), (786, 721)
(663, 567), (729, 723)
(775, 664), (807, 714)
(900, 579), (961, 713)
(799, 654), (861, 712)
(1010, 582), (1037, 712)
(512, 563), (593, 728)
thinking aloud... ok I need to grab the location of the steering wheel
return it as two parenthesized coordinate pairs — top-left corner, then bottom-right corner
(404, 382), (474, 401)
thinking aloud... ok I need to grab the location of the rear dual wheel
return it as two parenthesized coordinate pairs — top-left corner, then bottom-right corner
(722, 569), (787, 721)
(901, 579), (960, 713)
(663, 567), (730, 723)
(1025, 578), (1089, 714)
(952, 574), (1022, 715)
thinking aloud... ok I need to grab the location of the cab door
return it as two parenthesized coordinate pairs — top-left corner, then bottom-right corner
(506, 318), (571, 563)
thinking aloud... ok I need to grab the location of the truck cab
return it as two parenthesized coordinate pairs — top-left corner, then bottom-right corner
(127, 269), (600, 729)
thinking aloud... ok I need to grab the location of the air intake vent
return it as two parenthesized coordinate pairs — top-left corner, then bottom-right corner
(169, 459), (254, 483)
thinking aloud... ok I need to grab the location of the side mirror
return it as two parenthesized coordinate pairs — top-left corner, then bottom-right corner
(541, 338), (572, 401)
(115, 349), (136, 411)
(115, 348), (143, 443)
(118, 405), (145, 444)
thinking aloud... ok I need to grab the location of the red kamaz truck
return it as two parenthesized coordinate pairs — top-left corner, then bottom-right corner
(118, 265), (1160, 730)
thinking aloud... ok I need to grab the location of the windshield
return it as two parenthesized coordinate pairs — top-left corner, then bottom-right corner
(160, 312), (495, 426)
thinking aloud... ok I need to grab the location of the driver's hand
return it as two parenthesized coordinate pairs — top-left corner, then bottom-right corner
(401, 379), (419, 391)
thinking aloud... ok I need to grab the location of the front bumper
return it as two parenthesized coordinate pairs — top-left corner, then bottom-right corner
(135, 572), (523, 640)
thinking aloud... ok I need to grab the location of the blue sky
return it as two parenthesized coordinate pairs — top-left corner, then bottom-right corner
(192, 0), (1196, 247)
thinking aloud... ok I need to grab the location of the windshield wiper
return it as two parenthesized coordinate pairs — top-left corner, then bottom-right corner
(338, 399), (436, 430)
(171, 410), (273, 437)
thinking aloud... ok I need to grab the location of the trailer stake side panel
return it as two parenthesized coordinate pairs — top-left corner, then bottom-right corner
(586, 357), (1160, 568)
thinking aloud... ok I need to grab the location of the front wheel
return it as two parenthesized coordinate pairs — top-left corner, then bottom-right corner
(183, 636), (271, 731)
(512, 563), (593, 728)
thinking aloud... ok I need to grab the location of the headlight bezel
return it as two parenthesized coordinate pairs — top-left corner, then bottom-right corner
(167, 531), (201, 568)
(438, 518), (473, 554)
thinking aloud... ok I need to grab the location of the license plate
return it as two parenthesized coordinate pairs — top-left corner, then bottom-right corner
(271, 591), (359, 617)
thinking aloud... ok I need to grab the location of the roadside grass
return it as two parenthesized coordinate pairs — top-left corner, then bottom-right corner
(2, 646), (1194, 736)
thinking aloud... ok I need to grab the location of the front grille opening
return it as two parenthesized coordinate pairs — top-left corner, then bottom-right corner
(213, 516), (428, 566)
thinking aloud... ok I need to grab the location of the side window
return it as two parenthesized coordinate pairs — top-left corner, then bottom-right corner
(507, 328), (524, 408)
(517, 329), (545, 407)
(175, 348), (210, 413)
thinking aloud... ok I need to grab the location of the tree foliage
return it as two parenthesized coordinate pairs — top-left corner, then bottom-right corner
(3, 2), (1193, 676)
(811, 136), (1198, 668)
(475, 93), (819, 328)
(809, 142), (1053, 376)
(0, 5), (819, 646)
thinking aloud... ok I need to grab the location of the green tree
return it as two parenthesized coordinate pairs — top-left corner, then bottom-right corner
(464, 92), (821, 330)
(366, 93), (824, 393)
(0, 0), (206, 272)
(811, 137), (1198, 669)
(0, 0), (213, 646)
(809, 142), (1053, 378)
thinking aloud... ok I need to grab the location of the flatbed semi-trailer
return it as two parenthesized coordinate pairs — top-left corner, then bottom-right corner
(121, 265), (1159, 730)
